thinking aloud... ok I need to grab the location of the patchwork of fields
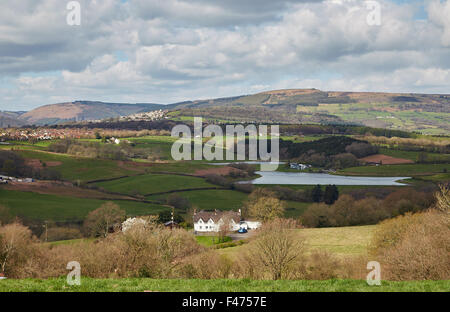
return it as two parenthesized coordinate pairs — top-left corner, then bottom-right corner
(1, 134), (448, 224)
(0, 131), (449, 292)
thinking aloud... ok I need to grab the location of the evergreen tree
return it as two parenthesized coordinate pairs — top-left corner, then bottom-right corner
(324, 185), (339, 205)
(311, 184), (322, 202)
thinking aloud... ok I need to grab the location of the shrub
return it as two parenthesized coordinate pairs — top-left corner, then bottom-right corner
(370, 211), (450, 280)
(178, 251), (234, 279)
(166, 194), (191, 212)
(204, 174), (231, 188)
(305, 250), (340, 280)
(40, 227), (82, 242)
(0, 223), (38, 277)
(434, 183), (449, 215)
(238, 218), (306, 280)
(0, 205), (12, 226)
(28, 223), (202, 279)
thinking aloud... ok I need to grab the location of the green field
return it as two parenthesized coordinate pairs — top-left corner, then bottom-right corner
(196, 235), (232, 246)
(218, 225), (375, 259)
(284, 201), (311, 218)
(0, 189), (169, 222)
(296, 102), (450, 135)
(378, 148), (450, 162)
(339, 163), (449, 176)
(0, 277), (447, 292)
(148, 189), (248, 210)
(125, 135), (177, 160)
(95, 174), (215, 196)
(15, 150), (138, 182)
(297, 225), (375, 256)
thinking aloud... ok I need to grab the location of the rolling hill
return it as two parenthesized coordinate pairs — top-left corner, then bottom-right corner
(0, 111), (26, 127)
(170, 89), (450, 134)
(3, 89), (450, 134)
(17, 101), (164, 125)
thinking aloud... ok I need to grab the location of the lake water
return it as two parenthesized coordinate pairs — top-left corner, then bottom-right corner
(209, 161), (409, 185)
(240, 171), (410, 186)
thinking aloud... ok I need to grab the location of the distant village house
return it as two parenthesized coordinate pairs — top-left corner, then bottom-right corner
(193, 209), (261, 233)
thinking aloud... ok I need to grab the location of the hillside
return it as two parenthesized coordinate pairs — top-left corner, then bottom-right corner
(3, 89), (450, 134)
(18, 101), (163, 125)
(0, 111), (26, 128)
(172, 89), (450, 134)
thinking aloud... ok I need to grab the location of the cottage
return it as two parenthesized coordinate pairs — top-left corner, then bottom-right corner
(193, 209), (260, 233)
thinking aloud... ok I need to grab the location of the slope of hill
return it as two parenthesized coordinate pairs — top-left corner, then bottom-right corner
(3, 89), (450, 134)
(0, 111), (26, 127)
(171, 89), (450, 134)
(18, 101), (163, 125)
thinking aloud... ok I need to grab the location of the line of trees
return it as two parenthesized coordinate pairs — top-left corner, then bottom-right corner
(0, 150), (61, 180)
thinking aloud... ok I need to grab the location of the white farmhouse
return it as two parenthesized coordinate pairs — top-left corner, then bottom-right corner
(193, 209), (261, 233)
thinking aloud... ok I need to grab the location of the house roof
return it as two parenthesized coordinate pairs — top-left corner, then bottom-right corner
(193, 210), (241, 223)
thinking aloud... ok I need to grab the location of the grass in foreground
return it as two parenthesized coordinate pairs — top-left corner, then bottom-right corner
(196, 235), (232, 246)
(0, 278), (448, 292)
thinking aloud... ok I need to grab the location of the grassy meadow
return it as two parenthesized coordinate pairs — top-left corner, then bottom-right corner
(1, 277), (448, 292)
(339, 163), (450, 176)
(217, 225), (375, 259)
(148, 189), (248, 210)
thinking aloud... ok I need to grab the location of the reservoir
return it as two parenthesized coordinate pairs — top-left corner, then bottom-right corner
(240, 171), (409, 186)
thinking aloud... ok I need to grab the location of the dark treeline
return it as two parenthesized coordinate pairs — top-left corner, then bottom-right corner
(279, 124), (415, 138)
(0, 150), (61, 180)
(280, 136), (374, 158)
(21, 118), (416, 139)
(38, 119), (180, 131)
(301, 187), (436, 228)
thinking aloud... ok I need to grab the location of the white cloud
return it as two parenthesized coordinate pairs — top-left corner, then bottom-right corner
(428, 0), (450, 46)
(0, 0), (450, 110)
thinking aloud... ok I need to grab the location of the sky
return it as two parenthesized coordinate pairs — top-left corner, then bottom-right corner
(0, 0), (450, 111)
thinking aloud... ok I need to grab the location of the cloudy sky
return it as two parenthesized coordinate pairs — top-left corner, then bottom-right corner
(1, 0), (450, 111)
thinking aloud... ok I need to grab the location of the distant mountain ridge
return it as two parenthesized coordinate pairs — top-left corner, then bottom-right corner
(18, 101), (164, 125)
(0, 111), (26, 128)
(2, 89), (450, 134)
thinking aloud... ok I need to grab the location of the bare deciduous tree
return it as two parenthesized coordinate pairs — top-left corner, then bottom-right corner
(246, 196), (285, 222)
(247, 218), (305, 280)
(217, 215), (232, 243)
(435, 184), (450, 215)
(83, 202), (126, 237)
(0, 223), (35, 276)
